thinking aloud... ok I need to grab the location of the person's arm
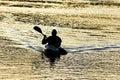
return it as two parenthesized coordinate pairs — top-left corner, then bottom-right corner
(42, 35), (47, 44)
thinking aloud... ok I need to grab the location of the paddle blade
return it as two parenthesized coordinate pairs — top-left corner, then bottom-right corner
(33, 26), (42, 34)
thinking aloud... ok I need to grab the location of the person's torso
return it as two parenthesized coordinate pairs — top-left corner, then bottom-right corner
(47, 36), (61, 46)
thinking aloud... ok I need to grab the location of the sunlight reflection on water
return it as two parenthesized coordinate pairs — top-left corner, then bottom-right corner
(6, 27), (120, 54)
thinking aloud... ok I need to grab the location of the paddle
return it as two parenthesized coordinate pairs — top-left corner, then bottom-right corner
(33, 26), (45, 36)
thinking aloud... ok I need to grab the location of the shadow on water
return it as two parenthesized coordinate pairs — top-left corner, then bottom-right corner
(25, 42), (68, 68)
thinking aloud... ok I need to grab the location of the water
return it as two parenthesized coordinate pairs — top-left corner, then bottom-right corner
(4, 25), (120, 54)
(0, 12), (120, 79)
(0, 7), (120, 80)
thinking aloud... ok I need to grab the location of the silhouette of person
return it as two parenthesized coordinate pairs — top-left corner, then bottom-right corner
(42, 29), (61, 49)
(42, 29), (67, 59)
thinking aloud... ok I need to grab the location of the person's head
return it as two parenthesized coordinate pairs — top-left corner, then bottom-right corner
(52, 29), (57, 36)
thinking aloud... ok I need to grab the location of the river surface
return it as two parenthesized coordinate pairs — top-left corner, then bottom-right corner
(0, 6), (120, 80)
